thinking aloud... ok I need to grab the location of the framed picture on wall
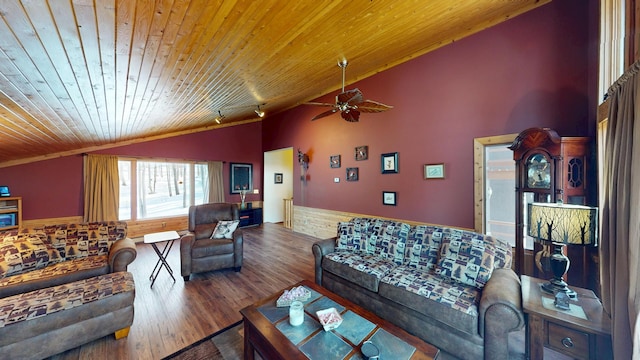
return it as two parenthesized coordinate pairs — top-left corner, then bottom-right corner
(346, 167), (359, 181)
(381, 152), (399, 174)
(274, 173), (283, 184)
(383, 191), (397, 206)
(355, 146), (368, 161)
(230, 163), (253, 193)
(424, 163), (445, 179)
(330, 155), (341, 168)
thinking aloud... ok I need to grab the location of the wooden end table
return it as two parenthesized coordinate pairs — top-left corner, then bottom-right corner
(240, 279), (439, 360)
(521, 275), (612, 359)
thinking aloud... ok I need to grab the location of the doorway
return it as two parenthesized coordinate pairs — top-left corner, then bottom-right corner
(263, 148), (294, 223)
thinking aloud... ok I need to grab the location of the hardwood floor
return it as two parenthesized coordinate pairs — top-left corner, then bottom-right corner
(49, 223), (318, 360)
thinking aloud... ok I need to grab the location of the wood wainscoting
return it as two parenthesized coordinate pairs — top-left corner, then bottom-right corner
(21, 215), (187, 241)
(291, 205), (470, 239)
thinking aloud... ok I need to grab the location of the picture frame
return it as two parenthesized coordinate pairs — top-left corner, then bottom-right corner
(230, 163), (253, 193)
(330, 154), (341, 168)
(274, 173), (283, 184)
(424, 163), (445, 179)
(346, 167), (359, 181)
(355, 145), (368, 161)
(381, 152), (399, 174)
(382, 191), (397, 206)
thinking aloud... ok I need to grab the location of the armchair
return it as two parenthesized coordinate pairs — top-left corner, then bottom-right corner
(180, 203), (243, 281)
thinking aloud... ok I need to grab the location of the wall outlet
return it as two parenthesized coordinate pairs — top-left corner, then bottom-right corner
(161, 222), (166, 228)
(253, 189), (259, 194)
(334, 177), (340, 183)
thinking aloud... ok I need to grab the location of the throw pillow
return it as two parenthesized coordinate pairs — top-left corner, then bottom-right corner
(211, 220), (240, 239)
(336, 222), (365, 251)
(435, 234), (497, 289)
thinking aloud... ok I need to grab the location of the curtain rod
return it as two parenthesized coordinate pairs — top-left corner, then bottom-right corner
(82, 153), (226, 163)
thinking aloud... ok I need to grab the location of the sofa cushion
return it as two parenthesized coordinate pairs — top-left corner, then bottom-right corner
(0, 256), (110, 299)
(435, 230), (512, 289)
(0, 271), (134, 328)
(364, 219), (410, 265)
(404, 225), (445, 271)
(322, 251), (397, 292)
(192, 238), (234, 258)
(336, 222), (366, 251)
(0, 234), (53, 278)
(379, 265), (480, 335)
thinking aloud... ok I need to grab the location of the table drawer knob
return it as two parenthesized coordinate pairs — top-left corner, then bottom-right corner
(561, 337), (574, 348)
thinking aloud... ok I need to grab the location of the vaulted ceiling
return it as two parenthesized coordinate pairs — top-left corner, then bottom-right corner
(0, 0), (549, 167)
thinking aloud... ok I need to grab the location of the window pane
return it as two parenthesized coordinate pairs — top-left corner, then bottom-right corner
(118, 160), (132, 220)
(484, 145), (516, 246)
(195, 163), (208, 205)
(137, 161), (191, 219)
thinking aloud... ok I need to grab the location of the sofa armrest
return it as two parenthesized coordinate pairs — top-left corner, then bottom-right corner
(232, 229), (243, 269)
(180, 232), (196, 277)
(312, 238), (337, 285)
(479, 268), (525, 360)
(108, 237), (137, 272)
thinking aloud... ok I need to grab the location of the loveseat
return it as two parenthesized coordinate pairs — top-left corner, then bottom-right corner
(0, 221), (137, 359)
(312, 218), (524, 360)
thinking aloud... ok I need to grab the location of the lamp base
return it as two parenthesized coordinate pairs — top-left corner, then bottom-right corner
(541, 278), (577, 299)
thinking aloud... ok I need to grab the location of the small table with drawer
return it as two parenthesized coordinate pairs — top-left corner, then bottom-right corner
(521, 275), (612, 359)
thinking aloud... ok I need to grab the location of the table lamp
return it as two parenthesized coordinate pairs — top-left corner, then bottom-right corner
(527, 202), (598, 298)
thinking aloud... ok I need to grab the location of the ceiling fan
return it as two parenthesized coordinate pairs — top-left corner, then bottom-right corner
(306, 60), (392, 122)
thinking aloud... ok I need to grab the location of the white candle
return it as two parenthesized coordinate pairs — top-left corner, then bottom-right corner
(289, 301), (304, 326)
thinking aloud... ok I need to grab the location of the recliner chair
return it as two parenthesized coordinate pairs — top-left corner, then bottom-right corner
(180, 203), (243, 281)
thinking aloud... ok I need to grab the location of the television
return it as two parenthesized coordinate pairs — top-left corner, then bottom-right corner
(0, 213), (16, 227)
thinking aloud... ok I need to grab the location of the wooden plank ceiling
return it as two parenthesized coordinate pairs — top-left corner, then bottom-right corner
(0, 0), (549, 167)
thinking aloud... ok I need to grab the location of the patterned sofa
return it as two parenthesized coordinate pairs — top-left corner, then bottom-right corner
(0, 221), (137, 358)
(312, 218), (524, 360)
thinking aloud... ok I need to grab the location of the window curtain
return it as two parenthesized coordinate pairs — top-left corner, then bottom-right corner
(207, 161), (225, 203)
(83, 154), (120, 222)
(602, 60), (640, 360)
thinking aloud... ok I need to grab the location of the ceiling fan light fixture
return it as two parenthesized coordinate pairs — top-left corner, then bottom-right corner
(255, 105), (265, 118)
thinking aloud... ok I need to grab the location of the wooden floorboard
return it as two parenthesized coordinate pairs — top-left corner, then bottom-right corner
(48, 223), (318, 360)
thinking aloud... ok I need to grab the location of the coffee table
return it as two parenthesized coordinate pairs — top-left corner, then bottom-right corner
(240, 279), (439, 360)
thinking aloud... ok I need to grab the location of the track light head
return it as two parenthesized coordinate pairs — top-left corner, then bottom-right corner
(255, 105), (265, 118)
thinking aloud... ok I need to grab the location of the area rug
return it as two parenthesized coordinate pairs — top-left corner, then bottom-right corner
(162, 320), (244, 360)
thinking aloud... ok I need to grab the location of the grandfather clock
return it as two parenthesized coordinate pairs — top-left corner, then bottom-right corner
(510, 128), (594, 288)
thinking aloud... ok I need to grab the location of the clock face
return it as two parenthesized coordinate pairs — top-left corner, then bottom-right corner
(526, 153), (551, 189)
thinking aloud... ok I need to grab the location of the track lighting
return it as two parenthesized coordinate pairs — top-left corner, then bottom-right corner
(255, 105), (265, 118)
(215, 110), (224, 124)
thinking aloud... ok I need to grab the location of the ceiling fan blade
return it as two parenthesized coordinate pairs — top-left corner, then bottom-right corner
(356, 99), (393, 113)
(305, 102), (336, 107)
(311, 108), (338, 120)
(337, 89), (363, 105)
(341, 109), (360, 122)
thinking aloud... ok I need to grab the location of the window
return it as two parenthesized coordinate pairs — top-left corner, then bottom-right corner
(118, 159), (209, 221)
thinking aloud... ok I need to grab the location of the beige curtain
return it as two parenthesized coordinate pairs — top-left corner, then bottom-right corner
(207, 161), (225, 203)
(602, 60), (640, 359)
(83, 154), (120, 222)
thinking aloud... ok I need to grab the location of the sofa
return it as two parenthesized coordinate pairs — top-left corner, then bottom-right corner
(0, 221), (137, 358)
(312, 217), (524, 360)
(180, 203), (243, 280)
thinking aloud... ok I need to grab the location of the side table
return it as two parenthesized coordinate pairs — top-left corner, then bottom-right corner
(144, 230), (180, 288)
(521, 275), (612, 359)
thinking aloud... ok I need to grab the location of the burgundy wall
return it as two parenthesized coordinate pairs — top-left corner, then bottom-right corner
(0, 122), (262, 220)
(262, 0), (597, 229)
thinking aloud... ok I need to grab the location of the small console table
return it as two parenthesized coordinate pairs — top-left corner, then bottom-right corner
(239, 207), (263, 227)
(521, 275), (612, 359)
